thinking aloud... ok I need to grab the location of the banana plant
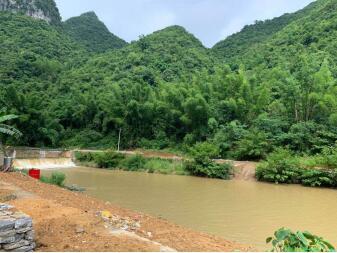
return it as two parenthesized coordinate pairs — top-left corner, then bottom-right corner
(0, 109), (22, 170)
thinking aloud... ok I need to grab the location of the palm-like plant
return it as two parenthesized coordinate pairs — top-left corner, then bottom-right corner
(0, 110), (22, 170)
(0, 114), (22, 137)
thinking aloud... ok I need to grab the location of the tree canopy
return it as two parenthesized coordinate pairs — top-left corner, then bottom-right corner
(1, 0), (337, 159)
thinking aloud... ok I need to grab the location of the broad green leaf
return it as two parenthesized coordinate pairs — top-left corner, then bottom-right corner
(296, 231), (309, 246)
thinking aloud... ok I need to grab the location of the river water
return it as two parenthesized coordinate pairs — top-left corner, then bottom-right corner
(45, 166), (337, 250)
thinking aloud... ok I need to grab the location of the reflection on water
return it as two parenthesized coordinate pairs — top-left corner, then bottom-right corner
(45, 167), (337, 249)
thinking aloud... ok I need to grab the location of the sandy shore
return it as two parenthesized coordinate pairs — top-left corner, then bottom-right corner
(0, 172), (253, 252)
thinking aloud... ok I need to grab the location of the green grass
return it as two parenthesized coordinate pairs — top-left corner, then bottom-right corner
(74, 151), (190, 176)
(143, 158), (189, 175)
(40, 172), (66, 187)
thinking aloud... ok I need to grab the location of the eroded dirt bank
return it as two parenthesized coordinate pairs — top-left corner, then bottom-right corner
(0, 172), (253, 252)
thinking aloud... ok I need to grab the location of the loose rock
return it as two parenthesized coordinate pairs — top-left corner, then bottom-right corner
(0, 203), (35, 252)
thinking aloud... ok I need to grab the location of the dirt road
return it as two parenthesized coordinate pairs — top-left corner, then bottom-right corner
(0, 173), (253, 252)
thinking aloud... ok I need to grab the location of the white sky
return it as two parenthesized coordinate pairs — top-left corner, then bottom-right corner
(55, 0), (315, 47)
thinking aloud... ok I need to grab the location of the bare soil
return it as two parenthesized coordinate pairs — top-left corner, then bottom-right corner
(0, 172), (254, 252)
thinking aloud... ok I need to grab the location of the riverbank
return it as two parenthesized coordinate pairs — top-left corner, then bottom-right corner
(0, 172), (253, 252)
(74, 150), (258, 181)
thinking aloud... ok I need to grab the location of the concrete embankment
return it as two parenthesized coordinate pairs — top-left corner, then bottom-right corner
(0, 173), (253, 252)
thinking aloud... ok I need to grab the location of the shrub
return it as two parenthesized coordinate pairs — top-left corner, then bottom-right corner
(121, 155), (146, 171)
(142, 158), (187, 175)
(256, 149), (301, 184)
(145, 159), (171, 174)
(267, 228), (335, 252)
(185, 160), (233, 180)
(315, 146), (337, 169)
(40, 172), (66, 187)
(190, 142), (219, 162)
(301, 169), (337, 188)
(212, 121), (247, 158)
(74, 151), (94, 162)
(74, 151), (125, 168)
(234, 129), (271, 160)
(281, 122), (337, 155)
(187, 142), (233, 180)
(92, 151), (125, 168)
(138, 131), (171, 150)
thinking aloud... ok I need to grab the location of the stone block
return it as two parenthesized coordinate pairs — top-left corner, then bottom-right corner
(14, 217), (32, 230)
(0, 235), (16, 244)
(0, 219), (15, 232)
(16, 227), (32, 234)
(10, 242), (36, 252)
(0, 205), (13, 212)
(2, 239), (30, 250)
(25, 231), (34, 241)
(0, 204), (35, 252)
(0, 230), (16, 238)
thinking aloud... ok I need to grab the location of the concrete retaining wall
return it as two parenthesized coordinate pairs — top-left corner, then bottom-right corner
(0, 204), (35, 252)
(14, 148), (72, 159)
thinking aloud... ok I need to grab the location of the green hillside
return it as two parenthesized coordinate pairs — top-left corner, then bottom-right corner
(63, 12), (127, 53)
(212, 0), (319, 61)
(49, 25), (218, 147)
(1, 0), (337, 160)
(0, 12), (84, 146)
(230, 0), (337, 72)
(68, 25), (215, 85)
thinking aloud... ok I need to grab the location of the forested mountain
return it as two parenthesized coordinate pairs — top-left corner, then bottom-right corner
(0, 11), (84, 146)
(212, 0), (319, 61)
(49, 25), (217, 147)
(1, 0), (337, 159)
(68, 25), (215, 85)
(214, 0), (337, 124)
(63, 12), (127, 53)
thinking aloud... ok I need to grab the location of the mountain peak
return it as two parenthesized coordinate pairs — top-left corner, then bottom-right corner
(0, 0), (61, 24)
(145, 25), (206, 49)
(63, 12), (127, 53)
(80, 11), (98, 18)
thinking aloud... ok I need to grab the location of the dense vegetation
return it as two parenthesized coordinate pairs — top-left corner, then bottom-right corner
(256, 146), (337, 188)
(74, 149), (234, 179)
(267, 228), (335, 252)
(1, 0), (337, 162)
(212, 0), (319, 60)
(0, 12), (85, 146)
(185, 142), (233, 179)
(63, 12), (127, 53)
(74, 151), (188, 176)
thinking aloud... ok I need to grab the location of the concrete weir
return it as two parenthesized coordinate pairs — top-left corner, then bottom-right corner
(6, 148), (75, 170)
(13, 158), (75, 170)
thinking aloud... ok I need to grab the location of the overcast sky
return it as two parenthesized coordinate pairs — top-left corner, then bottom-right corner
(55, 0), (314, 47)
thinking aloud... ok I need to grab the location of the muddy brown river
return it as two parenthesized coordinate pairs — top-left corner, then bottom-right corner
(45, 167), (337, 250)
